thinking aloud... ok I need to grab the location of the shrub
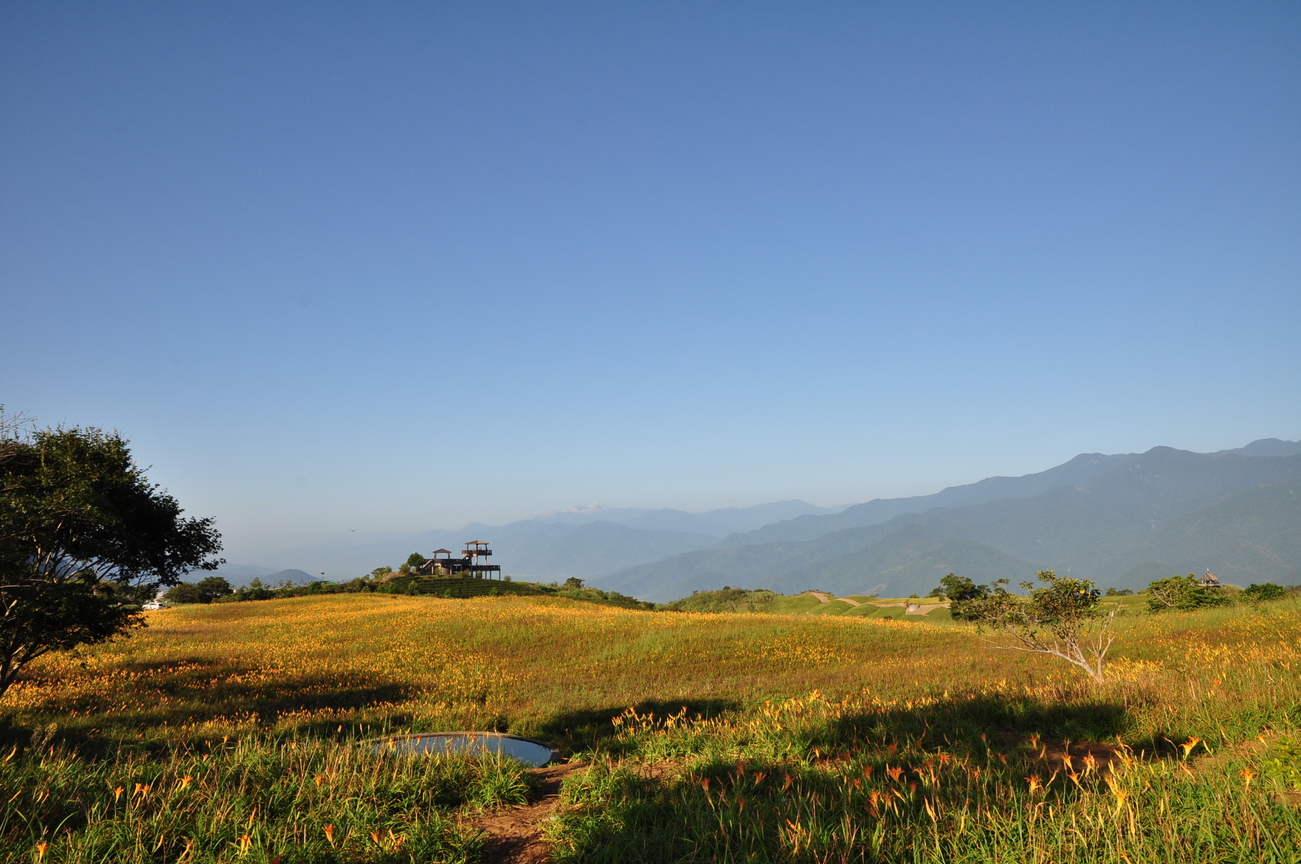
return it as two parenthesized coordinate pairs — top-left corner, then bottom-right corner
(961, 571), (1114, 682)
(1146, 574), (1229, 612)
(1264, 736), (1301, 791)
(1242, 582), (1287, 602)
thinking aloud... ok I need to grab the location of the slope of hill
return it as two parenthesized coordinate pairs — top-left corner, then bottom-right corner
(594, 443), (1301, 600)
(723, 440), (1300, 547)
(1213, 437), (1301, 458)
(760, 527), (1040, 598)
(265, 569), (317, 586)
(720, 452), (1132, 546)
(1108, 477), (1301, 586)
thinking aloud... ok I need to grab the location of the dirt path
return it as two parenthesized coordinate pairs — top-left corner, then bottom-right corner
(872, 601), (947, 614)
(473, 762), (582, 864)
(808, 592), (945, 614)
(808, 592), (864, 606)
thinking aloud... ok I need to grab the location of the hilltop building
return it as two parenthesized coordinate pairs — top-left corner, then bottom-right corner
(414, 541), (502, 579)
(1199, 570), (1221, 587)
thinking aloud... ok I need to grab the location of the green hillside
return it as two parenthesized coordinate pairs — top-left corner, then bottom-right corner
(378, 574), (655, 609)
(595, 447), (1301, 599)
(1110, 477), (1301, 585)
(662, 587), (954, 622)
(762, 527), (1039, 597)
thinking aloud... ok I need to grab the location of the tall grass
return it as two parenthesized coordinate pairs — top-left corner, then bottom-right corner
(0, 736), (531, 863)
(2, 593), (1299, 861)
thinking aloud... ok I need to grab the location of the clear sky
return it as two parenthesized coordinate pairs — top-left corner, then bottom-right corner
(3, 2), (1299, 563)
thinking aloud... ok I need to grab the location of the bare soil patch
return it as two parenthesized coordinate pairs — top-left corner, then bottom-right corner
(472, 762), (583, 864)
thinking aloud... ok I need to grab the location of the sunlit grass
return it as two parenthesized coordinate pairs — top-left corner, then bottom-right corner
(3, 592), (1300, 862)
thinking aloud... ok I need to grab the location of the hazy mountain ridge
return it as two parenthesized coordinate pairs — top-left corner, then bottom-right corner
(718, 452), (1133, 546)
(538, 500), (840, 536)
(268, 519), (717, 582)
(1104, 477), (1301, 585)
(225, 439), (1299, 599)
(226, 500), (837, 583)
(592, 441), (1301, 600)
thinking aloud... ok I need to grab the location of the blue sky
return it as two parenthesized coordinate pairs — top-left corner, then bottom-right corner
(3, 2), (1299, 563)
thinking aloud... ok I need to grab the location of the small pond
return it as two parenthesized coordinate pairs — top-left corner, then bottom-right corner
(369, 732), (555, 767)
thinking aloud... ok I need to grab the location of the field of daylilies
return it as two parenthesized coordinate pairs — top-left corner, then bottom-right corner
(2, 592), (1300, 862)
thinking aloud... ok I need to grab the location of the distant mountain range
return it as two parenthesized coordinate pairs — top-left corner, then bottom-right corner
(589, 439), (1301, 602)
(210, 565), (317, 587)
(218, 438), (1301, 603)
(219, 501), (838, 584)
(537, 500), (841, 536)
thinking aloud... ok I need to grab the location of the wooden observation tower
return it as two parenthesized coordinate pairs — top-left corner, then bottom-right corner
(461, 541), (501, 578)
(416, 542), (502, 579)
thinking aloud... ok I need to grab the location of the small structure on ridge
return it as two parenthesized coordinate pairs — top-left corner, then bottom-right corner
(415, 542), (502, 579)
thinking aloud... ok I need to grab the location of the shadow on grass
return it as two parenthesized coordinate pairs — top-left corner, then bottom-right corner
(547, 693), (1201, 863)
(2, 660), (418, 754)
(538, 699), (742, 754)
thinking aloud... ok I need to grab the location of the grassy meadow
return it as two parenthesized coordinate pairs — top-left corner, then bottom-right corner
(2, 592), (1300, 862)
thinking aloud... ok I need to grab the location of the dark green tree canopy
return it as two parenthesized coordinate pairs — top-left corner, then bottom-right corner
(1145, 574), (1229, 613)
(1242, 582), (1287, 602)
(164, 576), (233, 605)
(928, 573), (991, 620)
(0, 422), (222, 698)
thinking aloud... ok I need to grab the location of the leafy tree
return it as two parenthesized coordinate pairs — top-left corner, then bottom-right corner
(406, 552), (427, 569)
(1242, 582), (1287, 602)
(961, 571), (1115, 683)
(928, 573), (990, 620)
(163, 582), (205, 604)
(1105, 587), (1133, 596)
(563, 577), (585, 589)
(237, 577), (274, 601)
(164, 576), (233, 604)
(0, 424), (222, 699)
(197, 576), (233, 601)
(1146, 574), (1229, 612)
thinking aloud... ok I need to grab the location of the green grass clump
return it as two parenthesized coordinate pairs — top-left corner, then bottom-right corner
(0, 735), (532, 864)
(1264, 736), (1301, 792)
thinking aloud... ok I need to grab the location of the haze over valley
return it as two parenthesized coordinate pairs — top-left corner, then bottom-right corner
(221, 437), (1301, 602)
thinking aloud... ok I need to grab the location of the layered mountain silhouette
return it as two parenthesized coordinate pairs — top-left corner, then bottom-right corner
(232, 439), (1301, 600)
(241, 501), (835, 582)
(591, 439), (1301, 602)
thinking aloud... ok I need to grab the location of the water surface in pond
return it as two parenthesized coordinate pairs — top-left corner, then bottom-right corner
(370, 732), (554, 767)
